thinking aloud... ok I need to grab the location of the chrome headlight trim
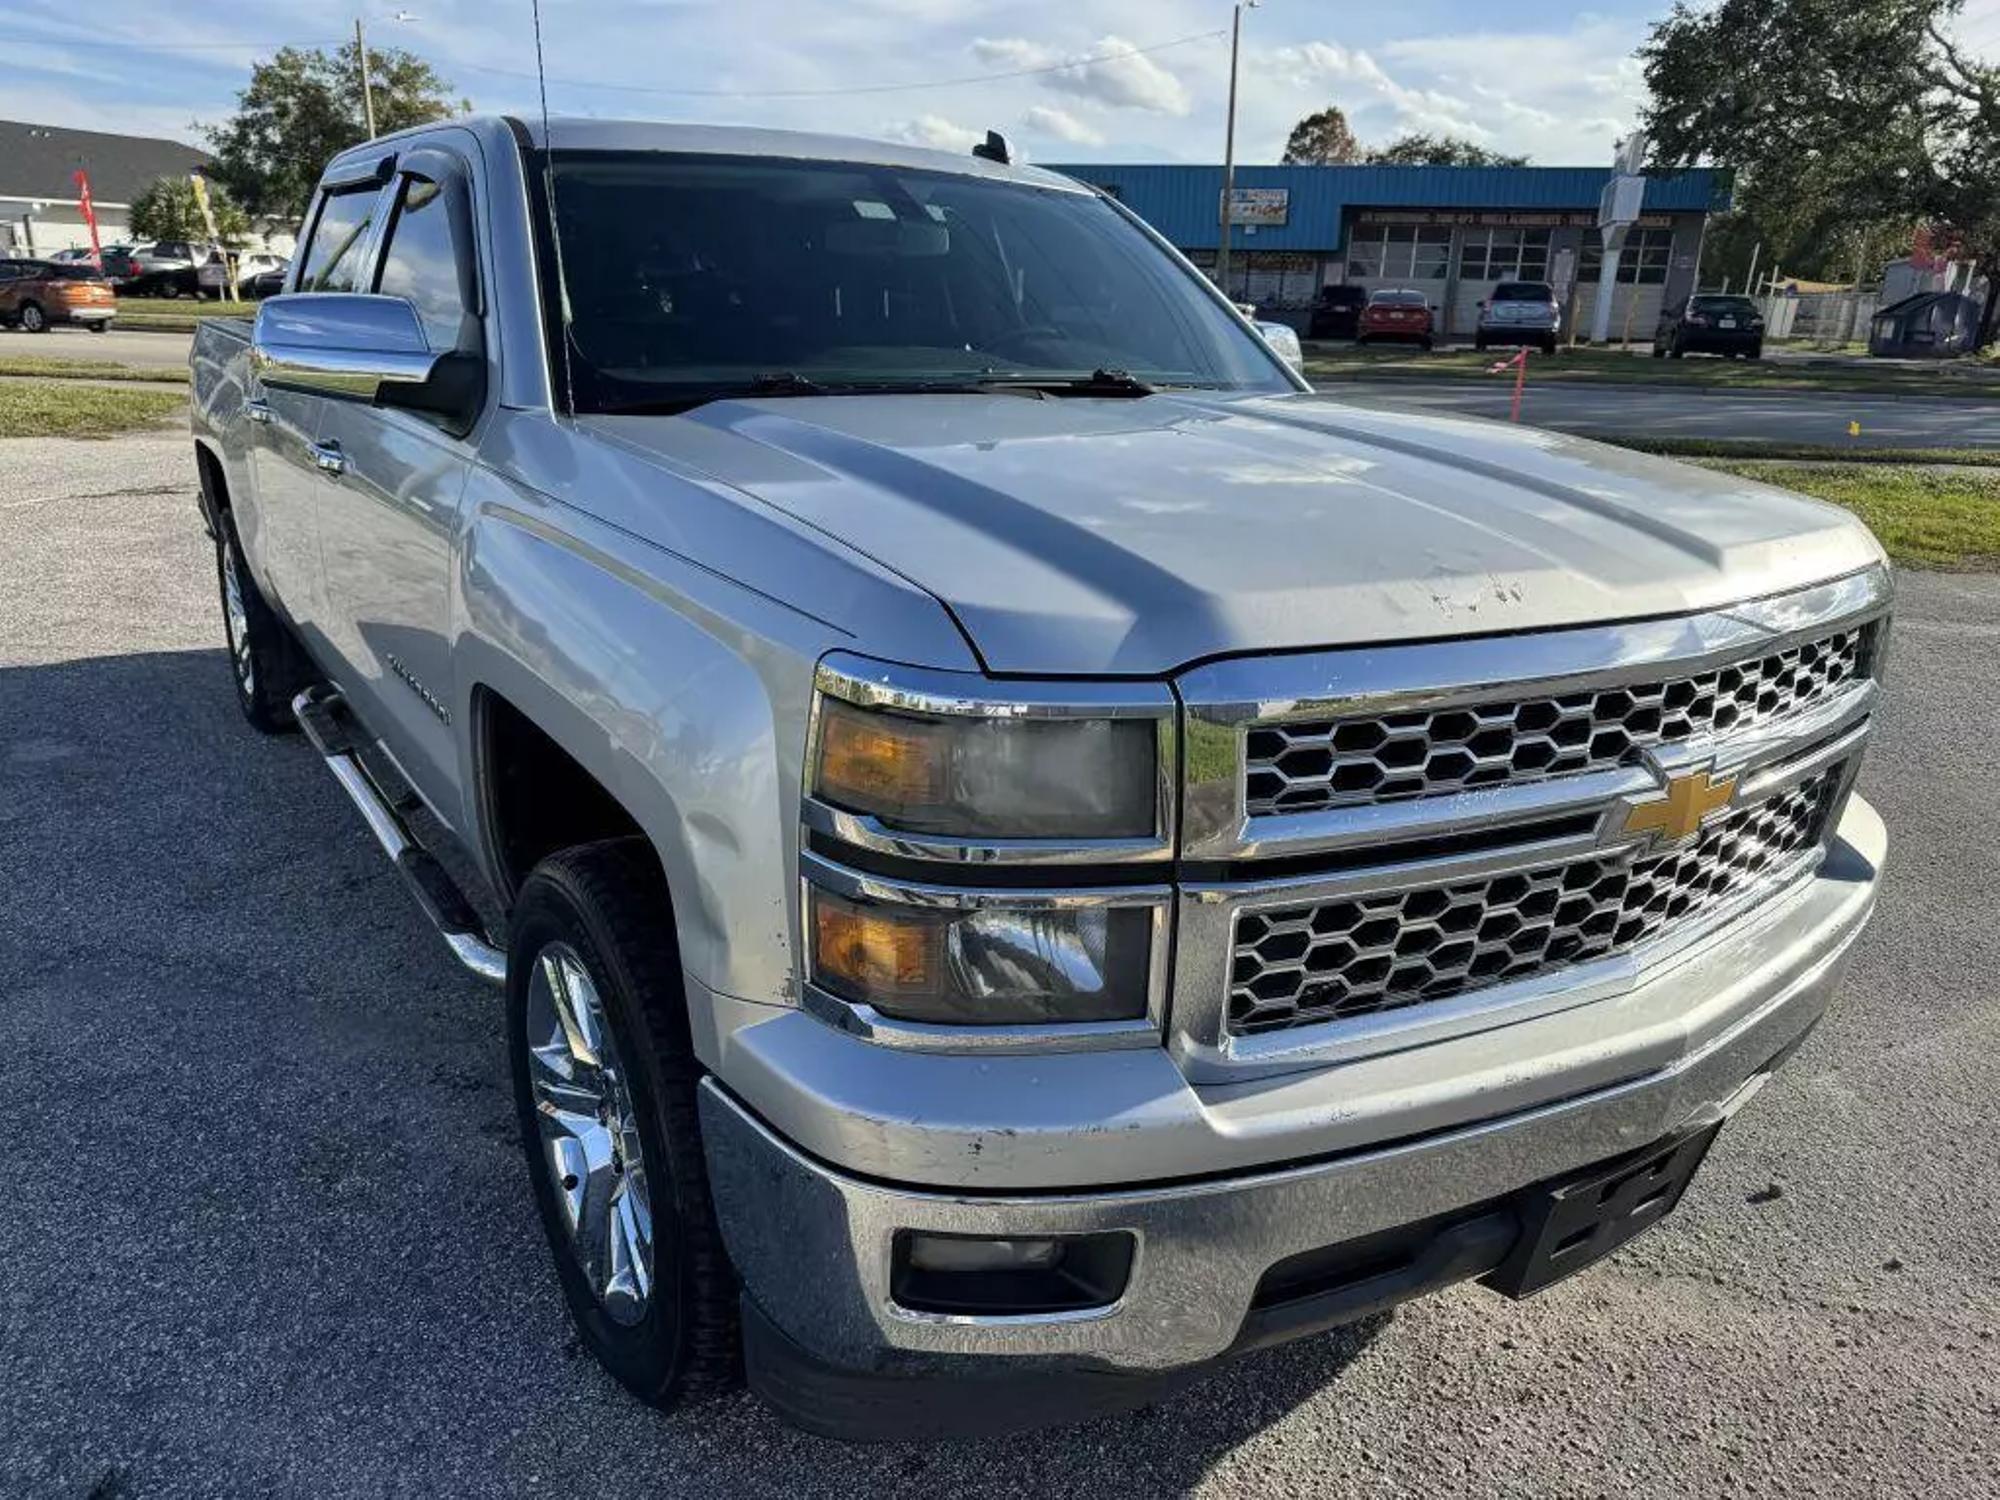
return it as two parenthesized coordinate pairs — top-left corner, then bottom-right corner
(807, 652), (1178, 866)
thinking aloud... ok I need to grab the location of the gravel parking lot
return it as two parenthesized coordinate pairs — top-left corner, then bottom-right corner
(3, 432), (1997, 1499)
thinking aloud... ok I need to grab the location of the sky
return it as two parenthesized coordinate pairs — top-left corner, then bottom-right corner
(7, 0), (2000, 168)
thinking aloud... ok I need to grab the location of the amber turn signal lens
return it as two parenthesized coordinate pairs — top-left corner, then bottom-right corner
(811, 892), (939, 999)
(817, 701), (943, 813)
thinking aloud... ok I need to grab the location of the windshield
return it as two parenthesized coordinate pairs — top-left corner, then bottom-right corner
(49, 264), (105, 281)
(544, 151), (1291, 411)
(1691, 296), (1757, 315)
(1368, 290), (1427, 307)
(1492, 282), (1552, 301)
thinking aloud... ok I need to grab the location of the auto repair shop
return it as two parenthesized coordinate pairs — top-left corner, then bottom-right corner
(1050, 161), (1728, 343)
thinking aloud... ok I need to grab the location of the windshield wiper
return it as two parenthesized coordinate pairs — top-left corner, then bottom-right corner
(591, 373), (1005, 417)
(977, 367), (1159, 398)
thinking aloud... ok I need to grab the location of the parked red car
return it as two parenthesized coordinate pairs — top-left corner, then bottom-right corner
(1356, 288), (1435, 350)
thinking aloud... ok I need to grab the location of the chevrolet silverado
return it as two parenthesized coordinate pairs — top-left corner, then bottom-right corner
(188, 116), (1889, 1440)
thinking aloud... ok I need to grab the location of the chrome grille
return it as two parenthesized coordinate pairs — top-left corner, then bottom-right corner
(1227, 770), (1838, 1037)
(1244, 627), (1868, 817)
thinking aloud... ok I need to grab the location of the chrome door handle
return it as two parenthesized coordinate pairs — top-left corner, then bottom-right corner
(310, 441), (348, 477)
(245, 398), (273, 424)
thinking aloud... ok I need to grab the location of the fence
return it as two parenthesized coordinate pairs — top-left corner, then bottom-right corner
(1750, 291), (1880, 345)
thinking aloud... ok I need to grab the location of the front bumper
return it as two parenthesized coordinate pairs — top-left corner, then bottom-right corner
(702, 797), (1882, 1408)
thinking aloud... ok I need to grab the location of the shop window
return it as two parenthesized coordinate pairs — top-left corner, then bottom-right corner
(1581, 227), (1674, 285)
(1346, 223), (1451, 281)
(1458, 227), (1551, 284)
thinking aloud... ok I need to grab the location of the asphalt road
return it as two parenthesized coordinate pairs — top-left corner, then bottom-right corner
(2, 324), (196, 369)
(3, 434), (1997, 1499)
(1323, 379), (2000, 448)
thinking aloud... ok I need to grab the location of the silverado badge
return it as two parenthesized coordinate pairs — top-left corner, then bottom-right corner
(1622, 766), (1738, 847)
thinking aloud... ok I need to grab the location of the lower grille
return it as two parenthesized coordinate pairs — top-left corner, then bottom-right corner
(1228, 769), (1840, 1037)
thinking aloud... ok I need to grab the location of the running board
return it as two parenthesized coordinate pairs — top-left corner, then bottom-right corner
(292, 686), (507, 986)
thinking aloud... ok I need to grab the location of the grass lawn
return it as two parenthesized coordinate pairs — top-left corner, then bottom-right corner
(1697, 460), (2000, 570)
(1304, 341), (2000, 398)
(0, 355), (188, 384)
(111, 296), (256, 333)
(0, 383), (185, 439)
(1614, 437), (2000, 468)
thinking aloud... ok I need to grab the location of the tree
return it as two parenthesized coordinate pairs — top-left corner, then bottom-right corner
(1366, 133), (1529, 168)
(130, 174), (250, 245)
(201, 42), (468, 223)
(1282, 106), (1361, 165)
(1642, 0), (2000, 343)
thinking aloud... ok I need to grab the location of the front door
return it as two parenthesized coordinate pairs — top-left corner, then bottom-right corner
(312, 152), (485, 818)
(246, 177), (393, 645)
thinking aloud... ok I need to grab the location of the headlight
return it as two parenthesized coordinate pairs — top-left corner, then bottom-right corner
(807, 883), (1154, 1025)
(811, 684), (1162, 842)
(803, 658), (1173, 1038)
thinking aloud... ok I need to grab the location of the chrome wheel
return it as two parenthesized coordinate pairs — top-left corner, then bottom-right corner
(221, 537), (254, 696)
(20, 303), (45, 333)
(525, 942), (655, 1325)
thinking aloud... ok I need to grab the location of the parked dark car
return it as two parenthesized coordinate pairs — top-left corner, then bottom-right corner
(1307, 284), (1368, 340)
(111, 240), (210, 298)
(1356, 288), (1435, 349)
(0, 259), (115, 331)
(244, 258), (292, 299)
(1654, 295), (1765, 359)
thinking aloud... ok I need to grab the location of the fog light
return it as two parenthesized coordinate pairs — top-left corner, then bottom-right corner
(892, 1230), (1135, 1316)
(905, 1236), (1062, 1274)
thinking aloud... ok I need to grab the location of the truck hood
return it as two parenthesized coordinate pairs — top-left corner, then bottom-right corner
(586, 392), (1883, 676)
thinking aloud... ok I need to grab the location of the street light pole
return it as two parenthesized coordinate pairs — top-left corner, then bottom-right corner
(1215, 1), (1255, 300)
(356, 16), (377, 138)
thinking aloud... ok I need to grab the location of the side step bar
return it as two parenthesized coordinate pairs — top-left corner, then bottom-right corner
(292, 686), (507, 986)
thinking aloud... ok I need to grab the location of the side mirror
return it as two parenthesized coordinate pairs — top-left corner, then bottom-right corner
(1254, 319), (1305, 373)
(252, 292), (482, 433)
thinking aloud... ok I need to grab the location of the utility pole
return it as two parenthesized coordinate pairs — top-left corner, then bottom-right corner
(356, 17), (377, 138)
(1215, 1), (1257, 301)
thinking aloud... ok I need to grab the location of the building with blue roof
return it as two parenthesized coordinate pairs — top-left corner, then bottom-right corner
(1049, 161), (1732, 342)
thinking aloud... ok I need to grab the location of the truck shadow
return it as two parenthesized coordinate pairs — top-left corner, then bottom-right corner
(3, 645), (1391, 1497)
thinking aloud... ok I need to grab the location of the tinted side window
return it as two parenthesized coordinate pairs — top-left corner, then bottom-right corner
(299, 188), (383, 293)
(375, 173), (474, 350)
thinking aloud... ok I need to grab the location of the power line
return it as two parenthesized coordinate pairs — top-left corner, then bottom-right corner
(4, 32), (345, 52)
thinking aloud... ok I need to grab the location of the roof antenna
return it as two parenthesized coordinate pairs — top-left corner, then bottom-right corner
(530, 0), (577, 419)
(971, 130), (1014, 166)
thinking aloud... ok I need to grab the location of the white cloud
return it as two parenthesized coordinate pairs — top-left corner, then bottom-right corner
(971, 34), (1192, 115)
(1268, 39), (1490, 142)
(880, 114), (983, 152)
(1022, 104), (1106, 146)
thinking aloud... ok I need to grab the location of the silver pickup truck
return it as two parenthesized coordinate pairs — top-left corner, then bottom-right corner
(189, 116), (1889, 1440)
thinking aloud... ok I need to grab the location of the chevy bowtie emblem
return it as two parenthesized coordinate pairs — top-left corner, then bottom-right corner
(1622, 766), (1737, 846)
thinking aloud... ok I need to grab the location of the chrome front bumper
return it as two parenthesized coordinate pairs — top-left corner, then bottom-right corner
(701, 796), (1881, 1377)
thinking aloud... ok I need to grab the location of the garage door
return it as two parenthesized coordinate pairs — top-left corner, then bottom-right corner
(1451, 228), (1554, 339)
(1346, 224), (1449, 326)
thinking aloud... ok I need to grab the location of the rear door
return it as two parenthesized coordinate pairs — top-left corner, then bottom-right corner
(244, 179), (392, 640)
(312, 146), (485, 814)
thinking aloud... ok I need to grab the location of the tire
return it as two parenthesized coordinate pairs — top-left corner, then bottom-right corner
(19, 301), (47, 333)
(1670, 341), (1685, 359)
(1652, 342), (1667, 359)
(1541, 336), (1558, 356)
(1355, 334), (1369, 347)
(213, 508), (308, 733)
(1419, 336), (1434, 351)
(508, 839), (740, 1409)
(1474, 336), (1488, 352)
(87, 322), (108, 334)
(1748, 343), (1763, 361)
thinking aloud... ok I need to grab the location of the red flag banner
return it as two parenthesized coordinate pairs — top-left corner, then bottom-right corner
(72, 169), (103, 270)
